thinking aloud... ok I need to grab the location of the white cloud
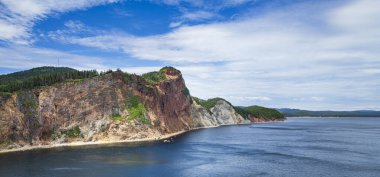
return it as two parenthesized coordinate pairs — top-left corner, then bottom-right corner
(328, 0), (380, 31)
(0, 0), (119, 43)
(55, 0), (380, 110)
(169, 10), (220, 28)
(180, 10), (218, 21)
(311, 97), (325, 102)
(169, 21), (183, 28)
(157, 0), (255, 9)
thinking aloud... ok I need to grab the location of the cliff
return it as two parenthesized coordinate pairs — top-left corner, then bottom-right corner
(0, 67), (285, 151)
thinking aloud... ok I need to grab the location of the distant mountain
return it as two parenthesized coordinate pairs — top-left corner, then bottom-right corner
(277, 108), (380, 117)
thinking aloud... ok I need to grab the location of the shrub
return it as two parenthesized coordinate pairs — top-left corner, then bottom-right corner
(142, 71), (166, 84)
(0, 92), (12, 98)
(64, 79), (85, 83)
(182, 87), (190, 96)
(61, 126), (81, 138)
(112, 114), (123, 121)
(159, 66), (181, 75)
(125, 95), (150, 124)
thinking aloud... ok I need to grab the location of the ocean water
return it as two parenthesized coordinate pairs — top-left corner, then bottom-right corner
(1, 117), (380, 177)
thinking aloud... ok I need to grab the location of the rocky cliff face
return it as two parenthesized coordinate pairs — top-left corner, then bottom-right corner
(191, 100), (250, 128)
(0, 67), (283, 151)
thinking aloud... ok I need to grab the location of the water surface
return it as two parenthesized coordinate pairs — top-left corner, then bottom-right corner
(1, 117), (380, 177)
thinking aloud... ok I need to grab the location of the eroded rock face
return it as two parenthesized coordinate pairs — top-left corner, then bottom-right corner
(210, 100), (246, 125)
(191, 103), (218, 127)
(191, 100), (250, 128)
(0, 67), (279, 151)
(0, 68), (193, 149)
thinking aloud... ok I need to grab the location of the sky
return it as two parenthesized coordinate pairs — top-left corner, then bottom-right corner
(0, 0), (379, 111)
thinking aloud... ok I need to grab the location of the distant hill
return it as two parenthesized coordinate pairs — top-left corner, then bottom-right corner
(192, 97), (285, 121)
(277, 108), (380, 117)
(0, 66), (98, 94)
(0, 66), (77, 81)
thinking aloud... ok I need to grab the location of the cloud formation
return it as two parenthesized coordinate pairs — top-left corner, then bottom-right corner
(0, 45), (107, 70)
(0, 0), (119, 43)
(57, 0), (380, 110)
(0, 0), (379, 110)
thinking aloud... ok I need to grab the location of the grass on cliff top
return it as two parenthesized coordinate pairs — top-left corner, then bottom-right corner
(192, 97), (232, 111)
(141, 66), (182, 85)
(125, 95), (150, 124)
(142, 71), (167, 84)
(159, 66), (181, 75)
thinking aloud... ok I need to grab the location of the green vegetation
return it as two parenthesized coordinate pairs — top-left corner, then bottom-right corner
(125, 95), (150, 124)
(64, 78), (85, 83)
(193, 96), (284, 120)
(0, 66), (98, 93)
(192, 97), (232, 111)
(235, 106), (284, 120)
(159, 66), (181, 75)
(182, 87), (190, 96)
(142, 71), (166, 84)
(111, 114), (123, 121)
(61, 126), (81, 138)
(51, 132), (61, 141)
(0, 91), (12, 98)
(18, 93), (38, 119)
(139, 66), (181, 85)
(22, 98), (38, 109)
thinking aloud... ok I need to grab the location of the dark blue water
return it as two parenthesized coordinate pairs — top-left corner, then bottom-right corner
(1, 117), (380, 177)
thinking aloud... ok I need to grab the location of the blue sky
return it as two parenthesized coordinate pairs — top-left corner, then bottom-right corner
(0, 0), (379, 111)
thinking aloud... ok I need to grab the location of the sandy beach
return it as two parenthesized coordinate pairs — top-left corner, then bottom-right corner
(0, 130), (187, 154)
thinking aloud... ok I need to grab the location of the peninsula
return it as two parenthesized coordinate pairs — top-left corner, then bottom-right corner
(0, 67), (285, 153)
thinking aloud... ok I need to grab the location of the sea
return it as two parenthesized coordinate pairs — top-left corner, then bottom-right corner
(1, 117), (379, 177)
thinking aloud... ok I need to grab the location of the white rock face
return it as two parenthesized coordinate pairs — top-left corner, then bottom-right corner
(210, 100), (246, 125)
(191, 100), (249, 128)
(191, 103), (218, 127)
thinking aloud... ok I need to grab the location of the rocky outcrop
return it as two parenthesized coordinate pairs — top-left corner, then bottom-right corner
(0, 67), (284, 151)
(0, 67), (193, 150)
(191, 100), (250, 128)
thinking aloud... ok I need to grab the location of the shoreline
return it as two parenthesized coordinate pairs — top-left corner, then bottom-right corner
(0, 121), (282, 154)
(0, 130), (188, 154)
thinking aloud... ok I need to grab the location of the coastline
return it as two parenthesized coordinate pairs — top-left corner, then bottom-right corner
(0, 130), (187, 154)
(0, 121), (282, 154)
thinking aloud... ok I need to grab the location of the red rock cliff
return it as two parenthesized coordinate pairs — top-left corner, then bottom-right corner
(0, 67), (193, 149)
